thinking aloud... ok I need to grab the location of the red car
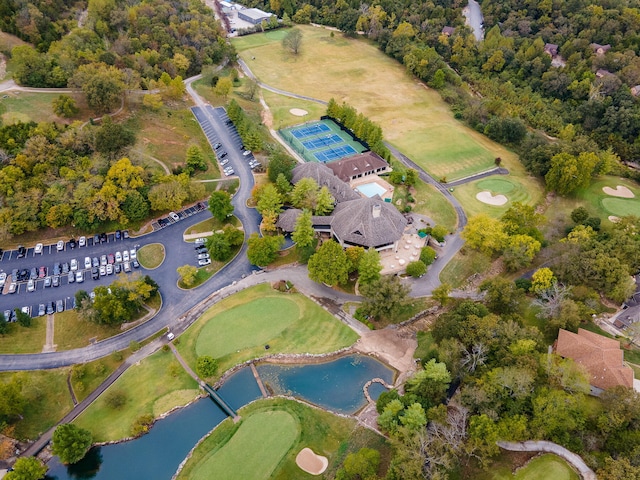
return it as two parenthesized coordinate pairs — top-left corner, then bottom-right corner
(38, 266), (47, 278)
(107, 254), (115, 264)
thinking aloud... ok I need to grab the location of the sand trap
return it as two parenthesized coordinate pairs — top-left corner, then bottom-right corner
(290, 108), (308, 117)
(603, 185), (635, 198)
(608, 215), (620, 223)
(296, 448), (328, 475)
(476, 191), (508, 206)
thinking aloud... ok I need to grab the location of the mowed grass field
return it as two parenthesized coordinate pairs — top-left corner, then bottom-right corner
(54, 310), (122, 350)
(0, 91), (96, 124)
(232, 26), (519, 182)
(74, 349), (200, 442)
(261, 90), (326, 129)
(0, 316), (46, 353)
(176, 284), (358, 375)
(452, 175), (545, 218)
(574, 177), (640, 220)
(189, 410), (298, 480)
(177, 398), (362, 480)
(490, 454), (579, 480)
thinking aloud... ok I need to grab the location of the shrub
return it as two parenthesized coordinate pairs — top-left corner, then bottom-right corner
(131, 414), (155, 437)
(406, 260), (427, 278)
(196, 355), (218, 378)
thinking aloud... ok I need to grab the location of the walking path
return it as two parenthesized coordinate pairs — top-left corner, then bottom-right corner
(42, 314), (55, 353)
(497, 441), (597, 480)
(130, 149), (171, 175)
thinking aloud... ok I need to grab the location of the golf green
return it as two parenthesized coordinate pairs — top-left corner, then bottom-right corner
(476, 178), (516, 194)
(511, 454), (578, 480)
(190, 410), (298, 480)
(195, 297), (300, 358)
(601, 197), (640, 217)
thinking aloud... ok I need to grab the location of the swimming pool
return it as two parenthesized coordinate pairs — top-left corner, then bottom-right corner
(356, 182), (387, 198)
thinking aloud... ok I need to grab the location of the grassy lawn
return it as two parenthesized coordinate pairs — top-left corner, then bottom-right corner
(261, 89), (326, 130)
(0, 91), (88, 124)
(439, 247), (492, 288)
(177, 398), (380, 480)
(176, 284), (358, 375)
(0, 316), (46, 353)
(74, 349), (200, 442)
(0, 369), (74, 441)
(232, 26), (523, 183)
(573, 176), (640, 220)
(184, 216), (239, 236)
(54, 310), (122, 350)
(137, 243), (165, 269)
(189, 410), (298, 480)
(452, 174), (545, 219)
(409, 180), (459, 231)
(491, 454), (579, 480)
(70, 353), (127, 402)
(127, 100), (219, 179)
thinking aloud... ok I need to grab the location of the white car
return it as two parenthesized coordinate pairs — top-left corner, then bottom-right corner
(242, 150), (252, 156)
(115, 251), (122, 263)
(194, 238), (205, 245)
(123, 262), (131, 273)
(224, 169), (235, 176)
(0, 272), (6, 288)
(79, 236), (86, 247)
(70, 258), (78, 271)
(123, 251), (130, 262)
(99, 266), (106, 276)
(197, 253), (210, 260)
(27, 279), (35, 292)
(100, 254), (107, 266)
(75, 271), (84, 283)
(34, 243), (43, 254)
(169, 212), (179, 221)
(84, 257), (92, 269)
(106, 264), (113, 275)
(56, 240), (64, 251)
(198, 258), (211, 266)
(130, 249), (137, 259)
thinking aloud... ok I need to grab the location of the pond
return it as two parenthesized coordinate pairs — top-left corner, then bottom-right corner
(46, 354), (394, 480)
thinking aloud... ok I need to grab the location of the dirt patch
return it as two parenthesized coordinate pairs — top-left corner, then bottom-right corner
(603, 185), (635, 198)
(296, 447), (328, 475)
(290, 108), (308, 116)
(476, 191), (508, 206)
(354, 328), (417, 379)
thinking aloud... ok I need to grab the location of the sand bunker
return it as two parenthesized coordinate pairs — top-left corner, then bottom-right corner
(290, 108), (308, 117)
(603, 185), (635, 198)
(608, 215), (620, 223)
(296, 448), (328, 475)
(476, 191), (508, 206)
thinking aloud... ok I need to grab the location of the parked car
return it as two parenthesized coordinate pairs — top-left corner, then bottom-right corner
(21, 306), (31, 316)
(30, 267), (38, 280)
(219, 151), (228, 158)
(93, 234), (100, 245)
(53, 262), (61, 275)
(76, 271), (84, 283)
(34, 243), (43, 254)
(52, 275), (60, 287)
(70, 259), (78, 271)
(132, 260), (140, 269)
(106, 264), (113, 275)
(100, 233), (107, 243)
(8, 282), (16, 294)
(79, 236), (86, 247)
(114, 264), (122, 274)
(194, 238), (205, 245)
(27, 279), (35, 292)
(107, 253), (114, 264)
(198, 258), (211, 266)
(100, 255), (107, 266)
(46, 302), (54, 315)
(220, 158), (229, 166)
(62, 262), (69, 274)
(56, 240), (64, 251)
(38, 304), (45, 316)
(115, 251), (122, 263)
(115, 229), (121, 240)
(91, 267), (99, 280)
(197, 253), (210, 260)
(38, 266), (46, 278)
(85, 257), (92, 269)
(123, 230), (129, 239)
(0, 272), (6, 288)
(99, 266), (106, 276)
(224, 168), (235, 176)
(130, 249), (137, 260)
(214, 142), (222, 149)
(56, 300), (64, 313)
(69, 238), (77, 249)
(68, 271), (75, 283)
(243, 150), (252, 156)
(169, 212), (179, 221)
(123, 251), (130, 262)
(3, 309), (13, 322)
(16, 245), (26, 258)
(44, 276), (52, 288)
(123, 262), (131, 273)
(92, 257), (99, 268)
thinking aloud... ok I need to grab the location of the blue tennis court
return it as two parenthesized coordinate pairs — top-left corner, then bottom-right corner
(314, 145), (358, 162)
(302, 134), (343, 150)
(291, 123), (331, 139)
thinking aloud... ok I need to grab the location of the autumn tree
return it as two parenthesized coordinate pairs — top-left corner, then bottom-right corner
(52, 94), (79, 118)
(461, 214), (507, 255)
(177, 265), (198, 286)
(308, 240), (349, 286)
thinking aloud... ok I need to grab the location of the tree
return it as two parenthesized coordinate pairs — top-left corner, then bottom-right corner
(185, 145), (206, 174)
(105, 389), (127, 409)
(207, 233), (231, 261)
(52, 95), (79, 118)
(0, 376), (27, 422)
(406, 260), (427, 277)
(405, 359), (451, 408)
(214, 77), (233, 97)
(545, 152), (598, 195)
(290, 177), (318, 210)
(432, 283), (452, 307)
(15, 308), (31, 327)
(208, 191), (234, 222)
(177, 265), (198, 286)
(337, 448), (381, 480)
(315, 186), (335, 215)
(52, 424), (92, 464)
(142, 93), (163, 110)
(358, 248), (382, 286)
(196, 355), (218, 378)
(479, 277), (524, 314)
(461, 214), (507, 255)
(267, 152), (296, 182)
(255, 184), (283, 216)
(4, 457), (47, 480)
(598, 457), (640, 480)
(502, 234), (541, 271)
(420, 246), (437, 265)
(531, 267), (556, 294)
(94, 117), (136, 156)
(247, 233), (284, 266)
(282, 28), (303, 54)
(245, 77), (259, 101)
(292, 210), (315, 248)
(70, 63), (125, 113)
(431, 225), (448, 243)
(308, 240), (349, 286)
(360, 276), (410, 320)
(570, 206), (590, 224)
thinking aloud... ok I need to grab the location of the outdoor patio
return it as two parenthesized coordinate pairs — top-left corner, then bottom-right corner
(379, 232), (427, 275)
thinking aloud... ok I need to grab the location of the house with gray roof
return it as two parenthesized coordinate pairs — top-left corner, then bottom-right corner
(238, 7), (274, 25)
(325, 152), (390, 183)
(291, 163), (360, 203)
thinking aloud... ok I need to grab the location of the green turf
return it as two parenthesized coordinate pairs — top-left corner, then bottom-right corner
(476, 178), (517, 194)
(600, 197), (640, 217)
(190, 410), (298, 480)
(177, 284), (359, 376)
(74, 349), (199, 442)
(0, 317), (46, 353)
(411, 180), (459, 231)
(572, 176), (640, 222)
(492, 454), (579, 480)
(195, 297), (300, 357)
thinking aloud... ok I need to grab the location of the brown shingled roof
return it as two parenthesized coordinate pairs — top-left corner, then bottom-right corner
(291, 163), (360, 203)
(325, 152), (389, 183)
(555, 328), (634, 390)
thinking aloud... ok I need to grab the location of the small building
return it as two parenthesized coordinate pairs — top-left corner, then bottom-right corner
(554, 328), (634, 394)
(441, 26), (455, 37)
(544, 43), (559, 57)
(237, 7), (275, 25)
(325, 152), (390, 183)
(590, 43), (611, 55)
(631, 85), (640, 97)
(596, 68), (613, 78)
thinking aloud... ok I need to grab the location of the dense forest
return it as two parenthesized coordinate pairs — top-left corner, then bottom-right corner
(244, 0), (640, 190)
